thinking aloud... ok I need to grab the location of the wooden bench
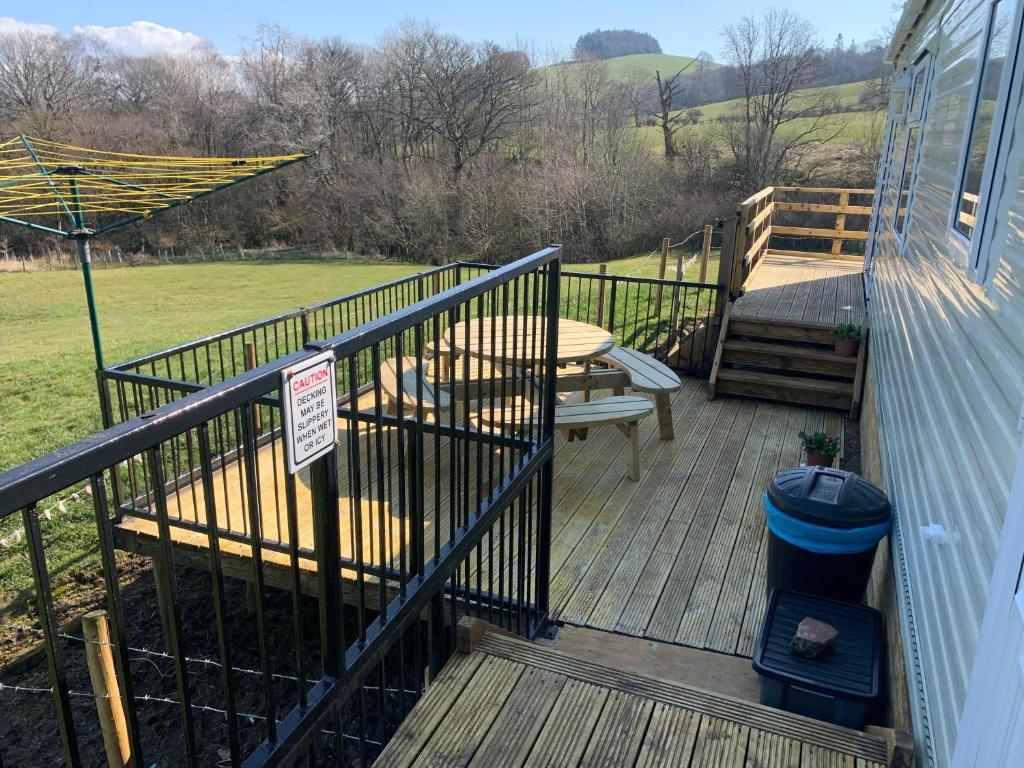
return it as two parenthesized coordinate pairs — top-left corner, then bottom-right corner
(377, 356), (451, 414)
(477, 395), (654, 481)
(589, 346), (681, 439)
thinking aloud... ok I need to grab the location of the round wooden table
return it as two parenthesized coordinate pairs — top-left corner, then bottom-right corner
(445, 315), (614, 366)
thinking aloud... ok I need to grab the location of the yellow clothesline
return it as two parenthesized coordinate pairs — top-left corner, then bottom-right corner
(0, 135), (308, 225)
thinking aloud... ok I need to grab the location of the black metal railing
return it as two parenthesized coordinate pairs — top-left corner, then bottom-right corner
(93, 262), (718, 544)
(0, 247), (561, 767)
(449, 263), (720, 374)
(557, 269), (719, 371)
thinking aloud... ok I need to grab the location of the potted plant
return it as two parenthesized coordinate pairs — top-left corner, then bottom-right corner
(834, 323), (863, 357)
(799, 430), (841, 468)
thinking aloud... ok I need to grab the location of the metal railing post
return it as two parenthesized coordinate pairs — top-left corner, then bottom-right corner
(95, 370), (125, 513)
(310, 448), (343, 680)
(535, 251), (561, 621)
(299, 308), (311, 346)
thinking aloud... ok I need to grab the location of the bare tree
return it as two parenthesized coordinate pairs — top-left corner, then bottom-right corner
(422, 36), (536, 181)
(0, 31), (99, 137)
(720, 8), (842, 189)
(652, 61), (698, 161)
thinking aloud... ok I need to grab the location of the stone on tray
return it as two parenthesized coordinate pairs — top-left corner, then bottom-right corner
(790, 616), (839, 659)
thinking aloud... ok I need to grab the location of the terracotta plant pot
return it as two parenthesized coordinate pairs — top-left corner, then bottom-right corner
(834, 338), (859, 357)
(805, 452), (835, 468)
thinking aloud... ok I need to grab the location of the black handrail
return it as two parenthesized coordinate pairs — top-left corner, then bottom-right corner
(107, 262), (461, 372)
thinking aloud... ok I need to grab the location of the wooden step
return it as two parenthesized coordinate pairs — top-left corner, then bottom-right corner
(729, 317), (837, 345)
(715, 368), (853, 410)
(722, 340), (857, 378)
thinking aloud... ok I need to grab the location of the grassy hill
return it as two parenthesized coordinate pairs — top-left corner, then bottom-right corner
(639, 80), (883, 147)
(604, 53), (712, 80)
(541, 52), (712, 85)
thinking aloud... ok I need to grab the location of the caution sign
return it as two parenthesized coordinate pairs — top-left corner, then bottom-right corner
(281, 351), (338, 474)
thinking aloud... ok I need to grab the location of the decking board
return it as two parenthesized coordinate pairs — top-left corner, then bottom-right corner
(374, 626), (890, 767)
(733, 253), (865, 327)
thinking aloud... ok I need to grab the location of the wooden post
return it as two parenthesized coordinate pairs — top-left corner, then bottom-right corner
(654, 237), (670, 320)
(243, 342), (262, 433)
(833, 190), (850, 255)
(432, 271), (441, 295)
(717, 214), (739, 310)
(82, 610), (130, 768)
(699, 224), (713, 282)
(594, 264), (607, 328)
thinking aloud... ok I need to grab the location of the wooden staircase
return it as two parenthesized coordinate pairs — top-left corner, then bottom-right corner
(708, 304), (867, 416)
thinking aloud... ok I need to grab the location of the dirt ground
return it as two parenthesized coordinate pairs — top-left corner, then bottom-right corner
(0, 558), (421, 767)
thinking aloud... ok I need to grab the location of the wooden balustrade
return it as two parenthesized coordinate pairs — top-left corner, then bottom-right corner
(727, 186), (875, 295)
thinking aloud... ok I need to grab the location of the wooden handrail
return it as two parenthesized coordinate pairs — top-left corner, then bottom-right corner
(739, 186), (775, 207)
(772, 186), (875, 195)
(772, 226), (868, 241)
(731, 185), (874, 284)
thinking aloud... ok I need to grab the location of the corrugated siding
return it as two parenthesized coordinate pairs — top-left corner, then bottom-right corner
(870, 1), (1024, 765)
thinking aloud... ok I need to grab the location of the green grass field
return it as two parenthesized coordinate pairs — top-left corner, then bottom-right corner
(568, 249), (720, 281)
(0, 259), (423, 472)
(637, 80), (884, 148)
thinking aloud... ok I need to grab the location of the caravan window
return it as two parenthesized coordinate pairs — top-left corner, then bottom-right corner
(892, 54), (931, 241)
(954, 0), (1017, 241)
(894, 127), (919, 236)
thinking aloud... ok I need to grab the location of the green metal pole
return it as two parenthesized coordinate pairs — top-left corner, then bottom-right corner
(67, 176), (105, 370)
(75, 235), (105, 370)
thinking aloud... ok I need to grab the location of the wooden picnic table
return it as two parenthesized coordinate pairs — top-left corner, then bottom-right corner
(444, 315), (614, 367)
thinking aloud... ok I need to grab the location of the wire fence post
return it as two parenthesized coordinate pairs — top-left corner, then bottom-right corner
(654, 237), (669, 321)
(594, 264), (607, 328)
(700, 224), (713, 283)
(243, 342), (262, 433)
(82, 610), (131, 768)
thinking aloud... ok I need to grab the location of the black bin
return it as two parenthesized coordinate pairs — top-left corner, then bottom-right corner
(765, 466), (890, 603)
(753, 589), (882, 729)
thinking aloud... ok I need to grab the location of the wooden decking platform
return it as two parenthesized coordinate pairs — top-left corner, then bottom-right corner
(374, 622), (889, 767)
(116, 378), (842, 658)
(732, 252), (865, 327)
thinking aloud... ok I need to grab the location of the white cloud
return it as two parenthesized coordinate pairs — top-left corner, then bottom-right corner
(72, 20), (205, 56)
(0, 17), (57, 36)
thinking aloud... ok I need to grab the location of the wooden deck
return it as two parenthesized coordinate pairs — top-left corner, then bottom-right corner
(374, 622), (889, 767)
(116, 378), (842, 658)
(732, 252), (866, 327)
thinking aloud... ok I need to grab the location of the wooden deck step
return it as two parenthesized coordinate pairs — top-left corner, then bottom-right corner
(722, 340), (857, 378)
(715, 368), (853, 410)
(374, 620), (894, 767)
(729, 317), (838, 346)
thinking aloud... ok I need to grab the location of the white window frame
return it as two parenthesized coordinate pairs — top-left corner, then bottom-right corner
(949, 0), (1024, 282)
(892, 53), (934, 248)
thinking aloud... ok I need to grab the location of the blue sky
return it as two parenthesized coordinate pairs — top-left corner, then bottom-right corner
(2, 1), (899, 60)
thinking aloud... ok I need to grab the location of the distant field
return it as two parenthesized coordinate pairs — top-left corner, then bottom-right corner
(568, 248), (720, 282)
(540, 52), (711, 85)
(638, 80), (884, 147)
(0, 258), (423, 471)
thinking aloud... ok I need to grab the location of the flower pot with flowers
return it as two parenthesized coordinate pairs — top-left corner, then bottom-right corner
(834, 323), (863, 357)
(799, 430), (841, 468)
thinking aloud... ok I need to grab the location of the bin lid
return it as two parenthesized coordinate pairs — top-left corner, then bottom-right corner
(753, 589), (882, 700)
(767, 466), (890, 530)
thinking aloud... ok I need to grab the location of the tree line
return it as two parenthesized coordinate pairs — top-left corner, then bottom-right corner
(0, 10), (886, 265)
(574, 29), (663, 59)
